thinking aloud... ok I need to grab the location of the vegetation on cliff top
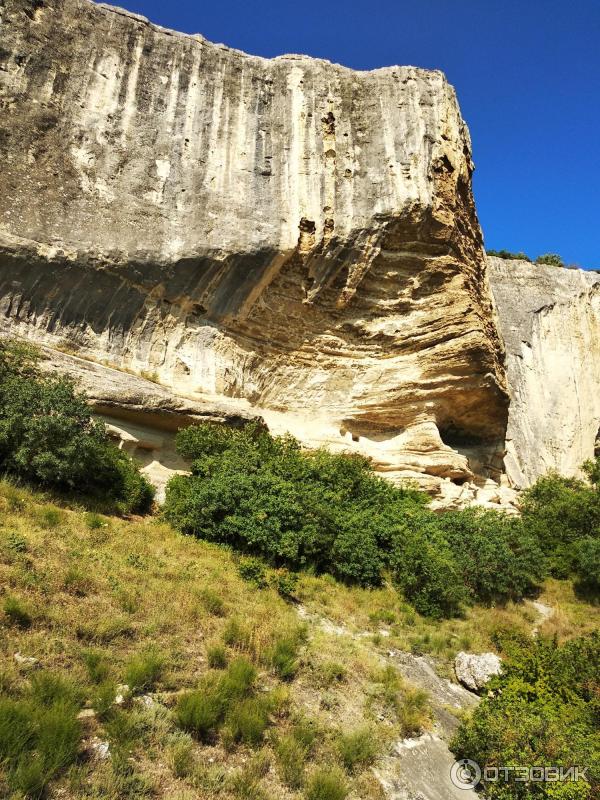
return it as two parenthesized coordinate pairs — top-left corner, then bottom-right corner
(487, 249), (568, 267)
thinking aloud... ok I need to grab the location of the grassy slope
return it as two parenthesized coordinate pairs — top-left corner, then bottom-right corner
(0, 480), (597, 799)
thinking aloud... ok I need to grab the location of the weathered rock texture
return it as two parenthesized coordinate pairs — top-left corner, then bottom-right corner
(488, 258), (600, 488)
(0, 0), (510, 499)
(1, 0), (598, 502)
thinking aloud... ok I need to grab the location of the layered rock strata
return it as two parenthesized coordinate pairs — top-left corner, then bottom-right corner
(0, 0), (509, 500)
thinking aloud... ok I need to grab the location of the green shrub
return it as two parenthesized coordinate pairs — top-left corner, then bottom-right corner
(273, 569), (299, 599)
(575, 537), (600, 596)
(536, 253), (564, 267)
(162, 421), (560, 618)
(199, 588), (226, 616)
(224, 696), (270, 746)
(521, 468), (600, 578)
(337, 726), (378, 772)
(0, 340), (154, 514)
(0, 674), (81, 797)
(269, 629), (306, 680)
(487, 249), (532, 261)
(452, 632), (600, 799)
(305, 766), (348, 800)
(163, 423), (426, 590)
(82, 649), (111, 684)
(3, 594), (33, 628)
(276, 733), (307, 787)
(238, 557), (268, 588)
(437, 508), (544, 604)
(124, 648), (164, 693)
(207, 643), (228, 669)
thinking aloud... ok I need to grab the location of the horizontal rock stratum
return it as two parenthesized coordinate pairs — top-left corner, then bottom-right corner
(1, 0), (598, 506)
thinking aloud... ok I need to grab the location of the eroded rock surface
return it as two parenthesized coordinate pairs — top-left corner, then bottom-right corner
(488, 258), (600, 488)
(0, 0), (509, 499)
(2, 0), (599, 502)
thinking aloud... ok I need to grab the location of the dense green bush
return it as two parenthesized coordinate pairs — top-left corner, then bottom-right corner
(437, 508), (545, 603)
(521, 467), (600, 578)
(0, 339), (154, 513)
(574, 537), (600, 596)
(452, 632), (600, 799)
(164, 422), (548, 618)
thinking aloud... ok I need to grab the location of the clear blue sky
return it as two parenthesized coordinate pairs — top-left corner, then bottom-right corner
(109, 0), (599, 268)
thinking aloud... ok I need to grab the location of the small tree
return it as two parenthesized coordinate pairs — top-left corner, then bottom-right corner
(535, 253), (564, 267)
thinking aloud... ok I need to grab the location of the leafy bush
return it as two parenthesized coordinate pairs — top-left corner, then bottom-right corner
(436, 508), (545, 604)
(273, 568), (299, 599)
(163, 422), (549, 618)
(521, 467), (600, 578)
(238, 556), (268, 588)
(0, 339), (154, 513)
(452, 633), (600, 800)
(574, 537), (600, 597)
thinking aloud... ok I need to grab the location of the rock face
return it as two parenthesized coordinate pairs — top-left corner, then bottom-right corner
(0, 0), (509, 500)
(488, 258), (600, 488)
(1, 0), (598, 501)
(454, 651), (502, 692)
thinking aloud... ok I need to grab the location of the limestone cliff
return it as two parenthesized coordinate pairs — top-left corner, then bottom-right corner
(488, 257), (600, 488)
(0, 0), (509, 498)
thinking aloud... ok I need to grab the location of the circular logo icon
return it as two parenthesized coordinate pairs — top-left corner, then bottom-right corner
(450, 759), (482, 790)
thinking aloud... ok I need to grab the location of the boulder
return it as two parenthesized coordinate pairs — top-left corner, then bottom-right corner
(454, 652), (502, 691)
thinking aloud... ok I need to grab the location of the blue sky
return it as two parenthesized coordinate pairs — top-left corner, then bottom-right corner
(110, 0), (599, 268)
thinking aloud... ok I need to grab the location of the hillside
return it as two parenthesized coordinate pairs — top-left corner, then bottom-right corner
(1, 479), (598, 799)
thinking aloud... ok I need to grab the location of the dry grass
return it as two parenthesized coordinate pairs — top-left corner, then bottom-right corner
(0, 481), (408, 799)
(1, 479), (595, 798)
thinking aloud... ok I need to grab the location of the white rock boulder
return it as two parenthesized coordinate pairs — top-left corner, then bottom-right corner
(454, 651), (502, 691)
